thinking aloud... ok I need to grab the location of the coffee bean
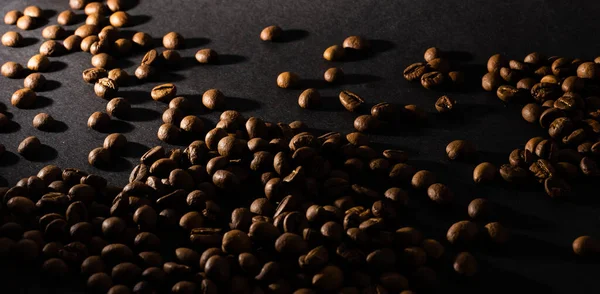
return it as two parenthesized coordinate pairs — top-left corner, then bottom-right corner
(517, 77), (536, 90)
(499, 67), (521, 83)
(170, 97), (192, 110)
(323, 45), (345, 61)
(42, 25), (66, 40)
(420, 71), (445, 89)
(428, 58), (450, 73)
(178, 116), (203, 134)
(339, 90), (364, 112)
(313, 265), (343, 291)
(134, 64), (154, 81)
(157, 123), (181, 143)
(17, 16), (35, 30)
(260, 25), (282, 41)
(562, 76), (584, 92)
(95, 78), (118, 99)
(342, 36), (368, 50)
(204, 255), (230, 283)
(277, 72), (300, 89)
(18, 136), (41, 157)
(108, 68), (129, 86)
(27, 54), (51, 72)
(446, 140), (476, 160)
(473, 162), (496, 183)
(496, 85), (523, 102)
(577, 62), (598, 79)
(403, 62), (428, 82)
(446, 220), (478, 245)
(424, 47), (442, 62)
(113, 38), (132, 55)
(1, 61), (24, 78)
(32, 113), (55, 131)
(453, 252), (477, 276)
(411, 170), (436, 190)
(354, 115), (380, 133)
(202, 89), (225, 110)
(162, 50), (181, 66)
(57, 10), (76, 25)
(298, 88), (321, 109)
(132, 32), (153, 48)
(580, 157), (599, 176)
(88, 111), (111, 131)
(4, 10), (22, 25)
(2, 31), (22, 47)
(435, 95), (456, 113)
(81, 36), (99, 52)
(91, 53), (113, 69)
(85, 13), (105, 26)
(163, 32), (184, 49)
(487, 54), (507, 73)
(84, 2), (107, 15)
(540, 75), (559, 84)
(324, 67), (344, 83)
(427, 183), (453, 204)
(106, 98), (130, 118)
(521, 103), (542, 123)
(212, 169), (240, 190)
(499, 164), (529, 183)
(102, 133), (127, 155)
(39, 40), (64, 56)
(484, 222), (510, 244)
(151, 83), (177, 102)
(481, 72), (502, 91)
(88, 147), (111, 168)
(573, 236), (600, 256)
(195, 49), (219, 64)
(109, 11), (129, 27)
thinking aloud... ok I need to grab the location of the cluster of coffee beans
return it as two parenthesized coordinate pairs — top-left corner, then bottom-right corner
(4, 5), (44, 30)
(403, 47), (465, 91)
(1, 102), (490, 293)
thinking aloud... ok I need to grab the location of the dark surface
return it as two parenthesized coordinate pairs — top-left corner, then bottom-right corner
(1, 0), (600, 293)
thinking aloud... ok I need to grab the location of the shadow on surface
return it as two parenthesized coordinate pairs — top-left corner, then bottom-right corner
(274, 29), (309, 43)
(226, 97), (260, 112)
(218, 54), (247, 65)
(120, 90), (149, 104)
(0, 151), (19, 167)
(125, 108), (160, 122)
(25, 145), (58, 162)
(154, 71), (186, 83)
(38, 80), (61, 92)
(124, 141), (149, 158)
(17, 37), (39, 48)
(46, 61), (68, 72)
(109, 120), (135, 133)
(445, 50), (474, 62)
(313, 96), (342, 112)
(370, 39), (395, 54)
(343, 73), (382, 85)
(0, 121), (21, 133)
(43, 9), (57, 18)
(32, 96), (53, 109)
(184, 37), (211, 49)
(129, 14), (152, 26)
(97, 156), (132, 172)
(47, 120), (69, 133)
(302, 78), (328, 89)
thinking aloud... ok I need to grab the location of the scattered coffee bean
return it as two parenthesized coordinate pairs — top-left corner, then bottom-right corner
(202, 89), (225, 110)
(521, 103), (542, 123)
(94, 78), (118, 99)
(106, 97), (131, 118)
(277, 72), (300, 89)
(298, 88), (320, 109)
(103, 133), (127, 153)
(446, 140), (476, 160)
(473, 162), (496, 183)
(83, 68), (108, 83)
(57, 10), (76, 25)
(162, 50), (181, 66)
(260, 25), (282, 41)
(108, 69), (129, 86)
(180, 116), (204, 133)
(1, 61), (24, 78)
(2, 31), (22, 47)
(132, 32), (153, 48)
(114, 38), (132, 55)
(157, 123), (181, 143)
(24, 6), (43, 18)
(468, 198), (492, 219)
(446, 220), (478, 244)
(88, 111), (111, 131)
(84, 2), (107, 15)
(162, 108), (184, 125)
(481, 72), (502, 91)
(353, 115), (380, 133)
(424, 47), (442, 62)
(342, 36), (368, 50)
(435, 95), (456, 113)
(88, 147), (111, 167)
(573, 236), (600, 256)
(323, 45), (345, 61)
(42, 25), (66, 40)
(339, 90), (364, 112)
(453, 252), (477, 276)
(81, 36), (99, 52)
(427, 183), (453, 204)
(134, 64), (154, 81)
(151, 83), (177, 102)
(17, 16), (35, 30)
(27, 54), (50, 72)
(4, 10), (22, 25)
(404, 62), (428, 82)
(487, 54), (507, 73)
(91, 53), (113, 69)
(324, 67), (344, 83)
(411, 170), (436, 190)
(163, 32), (184, 49)
(195, 49), (218, 64)
(11, 88), (37, 108)
(39, 40), (64, 56)
(18, 136), (42, 157)
(75, 24), (99, 38)
(32, 113), (56, 131)
(109, 11), (129, 27)
(420, 71), (445, 89)
(484, 222), (510, 244)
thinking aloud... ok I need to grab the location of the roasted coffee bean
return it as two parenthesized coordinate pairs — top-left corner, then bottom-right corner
(42, 25), (66, 40)
(354, 115), (380, 133)
(580, 157), (599, 176)
(496, 85), (523, 102)
(32, 113), (56, 131)
(94, 78), (118, 99)
(487, 54), (507, 73)
(499, 164), (529, 183)
(195, 48), (219, 64)
(4, 10), (22, 25)
(2, 31), (22, 47)
(91, 53), (113, 69)
(277, 72), (300, 89)
(39, 40), (64, 56)
(2, 62), (24, 78)
(420, 71), (445, 89)
(427, 183), (453, 204)
(298, 88), (321, 109)
(435, 95), (456, 113)
(531, 82), (561, 102)
(108, 69), (129, 86)
(18, 136), (42, 157)
(521, 103), (542, 123)
(343, 36), (368, 50)
(482, 72), (502, 91)
(453, 252), (477, 276)
(151, 83), (177, 102)
(87, 111), (111, 131)
(81, 36), (99, 52)
(473, 162), (496, 183)
(446, 140), (476, 160)
(260, 25), (282, 41)
(428, 58), (450, 73)
(131, 31), (153, 48)
(202, 89), (225, 110)
(27, 54), (50, 72)
(573, 236), (600, 256)
(499, 67), (521, 83)
(446, 220), (478, 245)
(163, 32), (184, 49)
(83, 68), (108, 84)
(106, 98), (130, 118)
(577, 62), (598, 79)
(551, 57), (572, 77)
(323, 45), (345, 61)
(17, 15), (35, 30)
(324, 67), (344, 83)
(339, 90), (364, 112)
(548, 117), (574, 139)
(403, 62), (428, 82)
(88, 147), (111, 167)
(109, 11), (129, 27)
(539, 108), (565, 128)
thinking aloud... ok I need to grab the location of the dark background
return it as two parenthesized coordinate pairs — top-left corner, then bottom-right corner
(1, 0), (600, 293)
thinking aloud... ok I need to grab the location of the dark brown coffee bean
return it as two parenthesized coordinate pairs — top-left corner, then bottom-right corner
(109, 11), (128, 27)
(496, 85), (523, 102)
(541, 74), (560, 84)
(32, 113), (55, 131)
(343, 36), (368, 50)
(4, 10), (22, 25)
(83, 68), (108, 84)
(339, 90), (364, 112)
(2, 31), (22, 47)
(11, 88), (37, 109)
(581, 157), (599, 176)
(435, 95), (456, 113)
(151, 83), (177, 102)
(157, 123), (181, 143)
(548, 117), (574, 139)
(517, 77), (537, 90)
(87, 111), (110, 131)
(446, 220), (478, 245)
(427, 183), (453, 204)
(521, 103), (542, 123)
(105, 97), (130, 118)
(132, 31), (153, 48)
(323, 45), (345, 61)
(428, 58), (450, 73)
(94, 78), (118, 99)
(482, 72), (502, 91)
(573, 236), (600, 256)
(499, 67), (521, 83)
(277, 72), (300, 89)
(354, 115), (380, 133)
(499, 164), (529, 183)
(1, 61), (24, 78)
(473, 162), (496, 183)
(446, 140), (476, 160)
(562, 76), (584, 92)
(89, 147), (111, 167)
(108, 69), (129, 86)
(23, 73), (46, 91)
(91, 53), (113, 69)
(18, 136), (42, 157)
(204, 255), (230, 283)
(195, 48), (219, 64)
(420, 71), (445, 89)
(312, 265), (343, 291)
(531, 82), (561, 102)
(454, 252), (477, 276)
(577, 62), (598, 79)
(202, 89), (225, 110)
(324, 67), (344, 83)
(487, 54), (507, 73)
(298, 88), (321, 109)
(163, 32), (184, 49)
(80, 35), (99, 52)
